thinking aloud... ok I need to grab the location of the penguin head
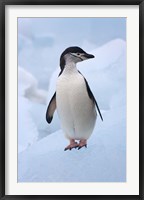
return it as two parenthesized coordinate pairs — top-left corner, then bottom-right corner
(60, 46), (95, 70)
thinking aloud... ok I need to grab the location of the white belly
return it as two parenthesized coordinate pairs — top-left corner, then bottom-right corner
(56, 71), (97, 140)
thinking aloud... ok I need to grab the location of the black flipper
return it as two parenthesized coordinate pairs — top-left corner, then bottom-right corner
(46, 92), (56, 123)
(58, 69), (63, 77)
(84, 78), (103, 121)
(46, 70), (63, 124)
(78, 71), (103, 121)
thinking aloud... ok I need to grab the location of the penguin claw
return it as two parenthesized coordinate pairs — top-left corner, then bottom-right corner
(78, 144), (87, 150)
(64, 145), (78, 151)
(78, 146), (82, 150)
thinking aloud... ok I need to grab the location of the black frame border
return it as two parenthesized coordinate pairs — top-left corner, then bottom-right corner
(0, 0), (143, 199)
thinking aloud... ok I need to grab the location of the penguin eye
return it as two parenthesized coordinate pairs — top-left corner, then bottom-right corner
(77, 53), (80, 56)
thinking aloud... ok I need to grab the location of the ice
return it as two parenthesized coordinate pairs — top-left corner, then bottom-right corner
(18, 38), (126, 182)
(18, 106), (126, 182)
(18, 67), (50, 152)
(18, 67), (47, 104)
(18, 96), (38, 153)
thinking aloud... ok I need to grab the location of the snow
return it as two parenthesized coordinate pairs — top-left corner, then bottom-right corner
(18, 67), (50, 152)
(18, 67), (47, 104)
(18, 96), (38, 153)
(18, 38), (126, 182)
(18, 106), (126, 182)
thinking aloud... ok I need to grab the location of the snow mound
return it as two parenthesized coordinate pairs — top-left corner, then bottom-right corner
(18, 96), (38, 153)
(18, 67), (47, 104)
(18, 106), (126, 182)
(18, 67), (51, 152)
(18, 39), (126, 181)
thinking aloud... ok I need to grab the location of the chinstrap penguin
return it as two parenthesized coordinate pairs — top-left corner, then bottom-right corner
(46, 46), (103, 151)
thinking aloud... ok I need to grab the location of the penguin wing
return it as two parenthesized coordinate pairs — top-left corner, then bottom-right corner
(45, 70), (63, 124)
(82, 75), (103, 121)
(46, 92), (56, 123)
(84, 78), (103, 121)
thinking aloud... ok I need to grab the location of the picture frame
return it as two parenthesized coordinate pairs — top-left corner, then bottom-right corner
(0, 0), (143, 199)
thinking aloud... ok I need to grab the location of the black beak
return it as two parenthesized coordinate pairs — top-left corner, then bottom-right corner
(84, 53), (95, 59)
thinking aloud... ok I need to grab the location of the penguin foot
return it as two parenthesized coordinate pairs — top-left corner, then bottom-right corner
(64, 140), (79, 151)
(77, 140), (87, 150)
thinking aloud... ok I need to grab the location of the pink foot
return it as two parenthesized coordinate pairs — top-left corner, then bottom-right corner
(64, 139), (79, 151)
(78, 139), (87, 150)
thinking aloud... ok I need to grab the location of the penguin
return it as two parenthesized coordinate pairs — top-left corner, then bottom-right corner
(46, 46), (103, 151)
